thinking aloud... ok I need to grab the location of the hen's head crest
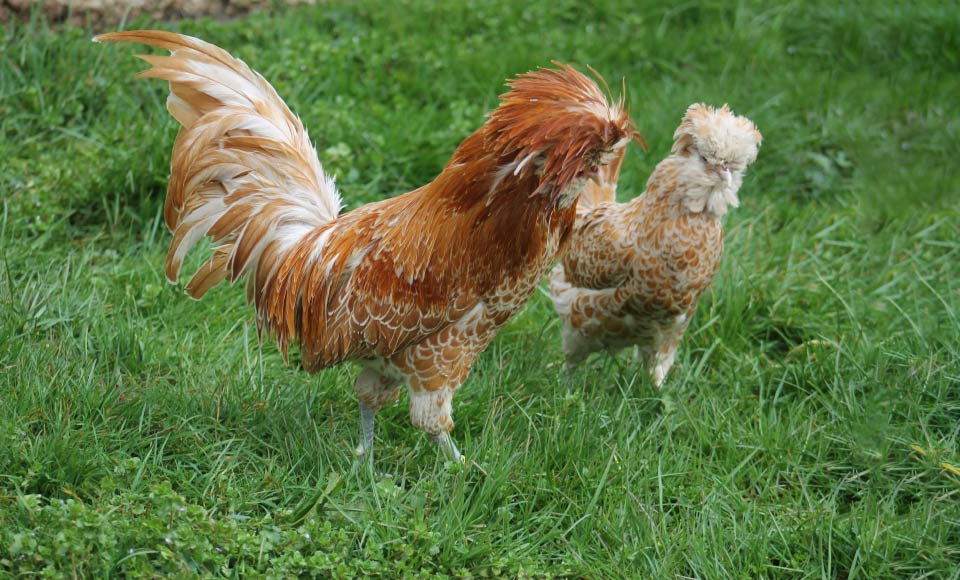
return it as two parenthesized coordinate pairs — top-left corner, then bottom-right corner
(672, 103), (762, 169)
(668, 104), (762, 217)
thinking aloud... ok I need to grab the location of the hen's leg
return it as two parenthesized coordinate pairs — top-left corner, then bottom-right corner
(650, 313), (692, 388)
(561, 321), (594, 370)
(651, 346), (678, 388)
(353, 366), (402, 459)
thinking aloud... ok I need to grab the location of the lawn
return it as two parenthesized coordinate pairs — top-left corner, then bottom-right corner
(1, 1), (958, 577)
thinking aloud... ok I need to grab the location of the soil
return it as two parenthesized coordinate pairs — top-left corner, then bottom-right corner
(1, 0), (314, 29)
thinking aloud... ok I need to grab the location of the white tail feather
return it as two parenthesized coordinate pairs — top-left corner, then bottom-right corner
(96, 30), (341, 296)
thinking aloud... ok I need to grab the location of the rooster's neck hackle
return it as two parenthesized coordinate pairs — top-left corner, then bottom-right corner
(482, 64), (639, 203)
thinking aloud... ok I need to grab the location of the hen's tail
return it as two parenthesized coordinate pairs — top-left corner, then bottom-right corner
(576, 145), (626, 212)
(95, 30), (341, 301)
(545, 263), (575, 318)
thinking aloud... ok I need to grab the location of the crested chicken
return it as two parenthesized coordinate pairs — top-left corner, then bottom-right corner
(96, 30), (638, 461)
(548, 104), (761, 386)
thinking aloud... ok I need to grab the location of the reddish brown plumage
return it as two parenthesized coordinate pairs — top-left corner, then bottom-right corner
(97, 30), (638, 441)
(576, 145), (628, 211)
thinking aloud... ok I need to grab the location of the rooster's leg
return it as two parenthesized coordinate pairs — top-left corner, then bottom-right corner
(408, 386), (466, 463)
(399, 312), (498, 465)
(353, 366), (402, 459)
(356, 400), (376, 458)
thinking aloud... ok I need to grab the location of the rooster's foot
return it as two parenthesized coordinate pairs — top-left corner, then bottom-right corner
(355, 401), (376, 459)
(431, 432), (464, 463)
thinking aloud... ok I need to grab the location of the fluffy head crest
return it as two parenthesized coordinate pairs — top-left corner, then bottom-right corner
(485, 63), (642, 200)
(671, 103), (762, 166)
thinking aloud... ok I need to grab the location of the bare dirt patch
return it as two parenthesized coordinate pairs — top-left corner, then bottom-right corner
(1, 0), (314, 29)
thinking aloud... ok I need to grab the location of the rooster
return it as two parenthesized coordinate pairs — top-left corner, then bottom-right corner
(548, 104), (761, 387)
(96, 30), (638, 462)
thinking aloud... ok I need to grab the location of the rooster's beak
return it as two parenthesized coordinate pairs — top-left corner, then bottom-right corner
(588, 166), (601, 185)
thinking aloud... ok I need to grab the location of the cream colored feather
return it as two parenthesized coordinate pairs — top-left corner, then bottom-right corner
(96, 30), (341, 298)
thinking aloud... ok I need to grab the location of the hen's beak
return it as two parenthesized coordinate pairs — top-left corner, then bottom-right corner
(713, 161), (732, 186)
(721, 168), (732, 185)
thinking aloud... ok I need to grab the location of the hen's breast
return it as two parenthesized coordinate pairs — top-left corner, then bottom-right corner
(627, 212), (723, 318)
(561, 202), (634, 290)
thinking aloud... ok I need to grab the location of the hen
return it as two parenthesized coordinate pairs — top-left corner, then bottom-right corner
(96, 30), (638, 461)
(548, 104), (761, 387)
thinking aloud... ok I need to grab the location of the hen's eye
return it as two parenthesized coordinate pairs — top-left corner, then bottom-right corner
(698, 154), (708, 164)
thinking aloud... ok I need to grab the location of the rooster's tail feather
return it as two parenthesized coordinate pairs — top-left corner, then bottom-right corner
(96, 30), (341, 301)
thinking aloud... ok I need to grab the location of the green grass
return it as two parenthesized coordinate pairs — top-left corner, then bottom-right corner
(2, 0), (959, 577)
